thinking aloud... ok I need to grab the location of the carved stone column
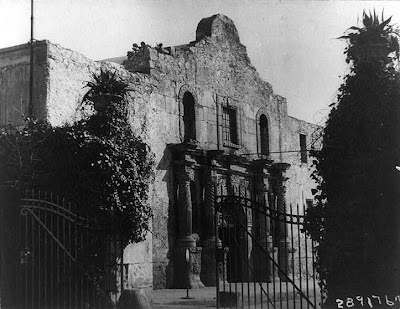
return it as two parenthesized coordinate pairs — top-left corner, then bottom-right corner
(200, 166), (222, 286)
(176, 163), (196, 248)
(202, 168), (219, 246)
(173, 159), (204, 288)
(272, 163), (291, 281)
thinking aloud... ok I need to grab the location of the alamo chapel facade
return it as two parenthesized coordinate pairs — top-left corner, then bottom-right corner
(0, 15), (319, 291)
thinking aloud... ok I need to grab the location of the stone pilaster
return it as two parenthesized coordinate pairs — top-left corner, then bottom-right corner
(227, 173), (241, 196)
(255, 172), (274, 282)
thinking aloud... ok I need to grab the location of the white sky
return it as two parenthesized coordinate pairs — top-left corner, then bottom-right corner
(1, 0), (400, 124)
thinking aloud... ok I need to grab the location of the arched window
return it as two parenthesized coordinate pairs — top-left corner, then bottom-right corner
(183, 91), (196, 142)
(259, 114), (269, 156)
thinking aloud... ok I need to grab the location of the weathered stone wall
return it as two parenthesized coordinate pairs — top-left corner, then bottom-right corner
(0, 41), (156, 291)
(46, 44), (156, 291)
(283, 116), (319, 209)
(0, 41), (48, 125)
(123, 15), (319, 287)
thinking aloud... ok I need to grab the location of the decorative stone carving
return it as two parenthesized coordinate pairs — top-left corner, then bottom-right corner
(189, 247), (204, 288)
(228, 174), (241, 190)
(176, 165), (195, 184)
(175, 162), (196, 248)
(173, 247), (204, 289)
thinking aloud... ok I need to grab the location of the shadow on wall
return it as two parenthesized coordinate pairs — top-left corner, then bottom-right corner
(153, 146), (176, 288)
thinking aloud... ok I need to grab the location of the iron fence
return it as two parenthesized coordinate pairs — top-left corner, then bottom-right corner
(214, 187), (321, 309)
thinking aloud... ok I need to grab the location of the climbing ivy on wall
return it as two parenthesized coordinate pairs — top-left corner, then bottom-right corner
(0, 84), (155, 243)
(305, 11), (400, 305)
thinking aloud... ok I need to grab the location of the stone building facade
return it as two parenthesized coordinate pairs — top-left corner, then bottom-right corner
(0, 15), (319, 290)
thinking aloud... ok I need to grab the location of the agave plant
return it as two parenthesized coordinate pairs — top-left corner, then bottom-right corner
(83, 69), (130, 110)
(339, 10), (400, 64)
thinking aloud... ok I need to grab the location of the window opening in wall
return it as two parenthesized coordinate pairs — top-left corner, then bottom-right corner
(222, 106), (238, 146)
(183, 92), (196, 142)
(300, 134), (307, 163)
(259, 114), (269, 156)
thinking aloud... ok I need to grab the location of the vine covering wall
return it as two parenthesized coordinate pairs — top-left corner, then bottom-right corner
(0, 96), (155, 243)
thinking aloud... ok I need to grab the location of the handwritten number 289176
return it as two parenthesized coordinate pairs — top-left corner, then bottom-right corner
(336, 295), (400, 308)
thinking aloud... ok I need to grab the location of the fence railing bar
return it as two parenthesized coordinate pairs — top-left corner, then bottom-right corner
(290, 204), (296, 309)
(21, 200), (93, 227)
(19, 198), (116, 308)
(217, 196), (317, 309)
(217, 195), (304, 224)
(31, 195), (35, 308)
(304, 203), (310, 309)
(285, 207), (289, 309)
(297, 204), (303, 309)
(226, 193), (232, 309)
(215, 183), (220, 309)
(221, 205), (275, 308)
(312, 240), (317, 308)
(22, 208), (77, 262)
(278, 197), (283, 309)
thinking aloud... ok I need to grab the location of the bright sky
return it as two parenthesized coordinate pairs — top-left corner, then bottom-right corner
(2, 0), (400, 124)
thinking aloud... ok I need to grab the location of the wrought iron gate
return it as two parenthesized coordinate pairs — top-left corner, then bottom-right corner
(1, 187), (124, 309)
(214, 190), (321, 309)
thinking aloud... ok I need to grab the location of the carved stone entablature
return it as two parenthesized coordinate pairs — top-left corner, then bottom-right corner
(205, 150), (224, 166)
(220, 153), (250, 169)
(168, 142), (206, 168)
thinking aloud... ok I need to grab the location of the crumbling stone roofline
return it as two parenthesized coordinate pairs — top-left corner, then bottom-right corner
(122, 14), (274, 95)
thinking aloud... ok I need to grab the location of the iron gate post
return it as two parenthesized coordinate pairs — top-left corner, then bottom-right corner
(0, 185), (20, 308)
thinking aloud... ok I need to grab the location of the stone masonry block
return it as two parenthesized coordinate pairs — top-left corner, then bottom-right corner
(165, 96), (178, 115)
(151, 93), (166, 111)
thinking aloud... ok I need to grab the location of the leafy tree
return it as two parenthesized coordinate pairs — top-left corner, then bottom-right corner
(306, 11), (400, 306)
(0, 74), (155, 243)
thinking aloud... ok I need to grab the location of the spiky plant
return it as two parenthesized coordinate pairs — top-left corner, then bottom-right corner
(339, 10), (400, 64)
(83, 69), (130, 102)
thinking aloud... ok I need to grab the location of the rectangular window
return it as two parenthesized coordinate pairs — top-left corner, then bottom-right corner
(222, 106), (238, 146)
(300, 134), (307, 163)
